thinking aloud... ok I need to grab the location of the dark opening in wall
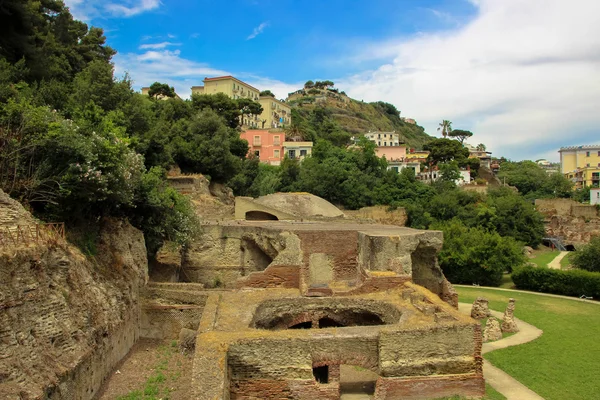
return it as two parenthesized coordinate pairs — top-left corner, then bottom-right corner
(289, 321), (312, 329)
(251, 298), (400, 330)
(318, 317), (344, 328)
(245, 211), (278, 220)
(313, 365), (329, 384)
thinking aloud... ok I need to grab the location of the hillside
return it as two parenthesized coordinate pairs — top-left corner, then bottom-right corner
(287, 88), (433, 149)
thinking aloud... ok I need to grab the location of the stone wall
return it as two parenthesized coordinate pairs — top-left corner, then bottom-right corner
(344, 206), (407, 226)
(535, 198), (600, 244)
(0, 218), (147, 399)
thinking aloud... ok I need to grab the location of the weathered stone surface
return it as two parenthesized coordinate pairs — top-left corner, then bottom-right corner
(483, 318), (502, 342)
(0, 189), (36, 226)
(471, 297), (491, 319)
(0, 216), (147, 399)
(501, 298), (519, 333)
(179, 328), (197, 352)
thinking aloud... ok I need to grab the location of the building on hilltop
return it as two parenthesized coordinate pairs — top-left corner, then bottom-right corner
(559, 145), (600, 189)
(258, 95), (291, 129)
(240, 130), (285, 166)
(465, 144), (493, 169)
(363, 131), (403, 147)
(191, 76), (262, 128)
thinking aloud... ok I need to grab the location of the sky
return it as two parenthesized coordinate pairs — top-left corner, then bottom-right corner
(63, 0), (600, 162)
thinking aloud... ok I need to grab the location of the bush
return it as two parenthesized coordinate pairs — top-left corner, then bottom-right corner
(512, 265), (600, 298)
(570, 236), (600, 272)
(433, 219), (526, 286)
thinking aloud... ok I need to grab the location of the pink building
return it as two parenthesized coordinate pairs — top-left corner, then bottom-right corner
(375, 146), (407, 162)
(239, 130), (285, 166)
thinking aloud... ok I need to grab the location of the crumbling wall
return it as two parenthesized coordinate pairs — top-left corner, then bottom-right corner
(345, 206), (407, 226)
(0, 217), (147, 399)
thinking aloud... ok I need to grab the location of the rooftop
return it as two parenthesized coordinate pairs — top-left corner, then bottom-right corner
(559, 145), (600, 151)
(203, 75), (260, 92)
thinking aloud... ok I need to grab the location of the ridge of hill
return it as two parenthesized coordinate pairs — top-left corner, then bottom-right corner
(286, 88), (433, 149)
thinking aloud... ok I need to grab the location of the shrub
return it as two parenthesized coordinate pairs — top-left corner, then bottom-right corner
(512, 266), (600, 298)
(433, 219), (526, 286)
(570, 236), (600, 272)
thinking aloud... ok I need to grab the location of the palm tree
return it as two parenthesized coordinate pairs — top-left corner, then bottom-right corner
(437, 120), (452, 138)
(476, 143), (487, 151)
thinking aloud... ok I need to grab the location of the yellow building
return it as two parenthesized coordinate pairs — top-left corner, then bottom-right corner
(191, 76), (262, 127)
(258, 96), (291, 129)
(559, 145), (600, 189)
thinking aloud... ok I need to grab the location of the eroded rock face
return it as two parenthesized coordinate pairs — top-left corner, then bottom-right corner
(546, 215), (600, 245)
(483, 318), (502, 342)
(471, 297), (491, 320)
(0, 216), (147, 399)
(0, 189), (35, 226)
(501, 298), (519, 333)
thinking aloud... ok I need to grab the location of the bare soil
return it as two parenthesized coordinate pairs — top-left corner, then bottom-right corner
(95, 338), (193, 400)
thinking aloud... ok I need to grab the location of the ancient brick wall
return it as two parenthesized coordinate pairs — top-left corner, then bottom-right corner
(373, 374), (485, 399)
(297, 230), (359, 282)
(0, 219), (148, 399)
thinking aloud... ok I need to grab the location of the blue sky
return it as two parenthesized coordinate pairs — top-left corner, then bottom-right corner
(65, 0), (600, 162)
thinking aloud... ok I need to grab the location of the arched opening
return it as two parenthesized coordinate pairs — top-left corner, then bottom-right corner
(245, 211), (278, 221)
(318, 317), (344, 328)
(289, 321), (312, 329)
(565, 244), (576, 251)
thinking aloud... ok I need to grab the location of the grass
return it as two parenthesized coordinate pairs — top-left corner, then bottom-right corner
(560, 252), (572, 269)
(498, 273), (514, 289)
(528, 248), (560, 268)
(456, 286), (600, 400)
(117, 345), (179, 400)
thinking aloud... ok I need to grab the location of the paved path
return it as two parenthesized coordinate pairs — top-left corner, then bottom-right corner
(458, 303), (545, 400)
(548, 251), (569, 270)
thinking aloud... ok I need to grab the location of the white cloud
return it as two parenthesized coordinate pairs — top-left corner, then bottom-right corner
(113, 50), (228, 98)
(139, 41), (180, 50)
(340, 0), (600, 161)
(244, 77), (303, 100)
(106, 0), (161, 17)
(64, 0), (160, 20)
(247, 22), (269, 40)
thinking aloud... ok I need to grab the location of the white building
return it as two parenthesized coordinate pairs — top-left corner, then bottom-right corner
(591, 188), (600, 205)
(364, 131), (402, 147)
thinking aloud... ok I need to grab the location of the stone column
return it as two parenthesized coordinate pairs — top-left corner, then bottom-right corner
(501, 298), (519, 333)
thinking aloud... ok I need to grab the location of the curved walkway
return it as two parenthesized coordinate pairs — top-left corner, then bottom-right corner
(547, 251), (569, 270)
(458, 303), (544, 400)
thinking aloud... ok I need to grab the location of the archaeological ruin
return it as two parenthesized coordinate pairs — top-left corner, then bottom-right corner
(0, 187), (486, 399)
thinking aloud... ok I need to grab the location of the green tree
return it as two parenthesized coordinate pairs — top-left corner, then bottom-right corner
(571, 236), (600, 272)
(448, 129), (473, 145)
(259, 90), (275, 97)
(304, 80), (314, 89)
(476, 143), (487, 151)
(191, 93), (241, 128)
(424, 138), (470, 165)
(148, 82), (176, 98)
(433, 219), (526, 286)
(437, 119), (452, 138)
(237, 97), (263, 126)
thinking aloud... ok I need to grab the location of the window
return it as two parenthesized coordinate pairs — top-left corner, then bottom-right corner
(587, 163), (591, 167)
(274, 149), (280, 158)
(598, 151), (600, 157)
(391, 166), (399, 173)
(300, 149), (307, 156)
(288, 149), (296, 159)
(253, 135), (261, 146)
(587, 151), (591, 157)
(273, 135), (280, 145)
(384, 142), (387, 146)
(254, 150), (260, 157)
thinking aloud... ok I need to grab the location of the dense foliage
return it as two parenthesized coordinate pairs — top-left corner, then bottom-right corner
(0, 1), (200, 255)
(512, 265), (600, 298)
(496, 161), (573, 199)
(571, 236), (600, 272)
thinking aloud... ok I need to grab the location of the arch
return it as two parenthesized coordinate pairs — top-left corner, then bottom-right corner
(245, 211), (279, 221)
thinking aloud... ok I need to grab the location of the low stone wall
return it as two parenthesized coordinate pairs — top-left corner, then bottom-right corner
(345, 206), (407, 226)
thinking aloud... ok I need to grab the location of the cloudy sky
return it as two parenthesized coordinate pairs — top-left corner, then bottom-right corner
(64, 0), (600, 161)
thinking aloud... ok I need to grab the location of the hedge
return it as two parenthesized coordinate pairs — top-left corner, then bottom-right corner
(512, 266), (600, 298)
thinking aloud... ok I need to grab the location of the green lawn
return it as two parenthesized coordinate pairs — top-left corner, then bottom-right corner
(498, 273), (514, 289)
(560, 252), (572, 269)
(528, 249), (560, 268)
(457, 286), (600, 400)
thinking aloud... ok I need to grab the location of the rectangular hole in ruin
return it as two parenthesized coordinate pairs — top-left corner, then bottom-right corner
(313, 365), (329, 384)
